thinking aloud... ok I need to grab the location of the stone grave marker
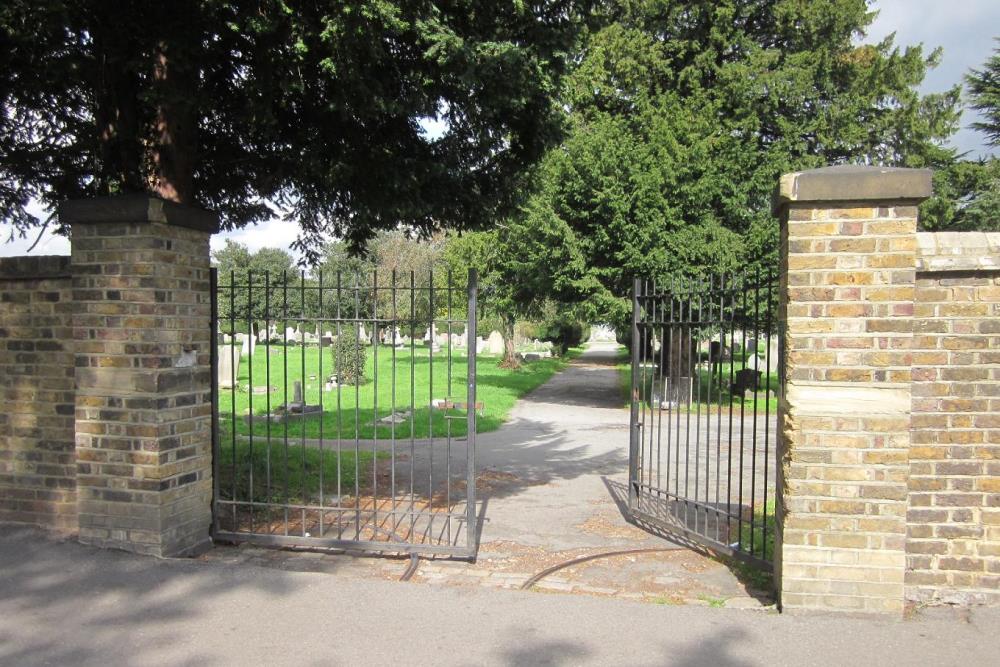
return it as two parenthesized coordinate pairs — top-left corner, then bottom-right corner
(486, 330), (504, 355)
(218, 345), (240, 389)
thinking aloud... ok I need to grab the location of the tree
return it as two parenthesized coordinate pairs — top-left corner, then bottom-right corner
(444, 203), (590, 368)
(967, 39), (1000, 147)
(213, 240), (294, 334)
(921, 158), (1000, 231)
(515, 0), (962, 333)
(0, 1), (585, 259)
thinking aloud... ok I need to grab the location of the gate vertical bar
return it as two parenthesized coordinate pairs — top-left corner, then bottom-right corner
(628, 277), (642, 510)
(209, 268), (220, 538)
(465, 268), (479, 556)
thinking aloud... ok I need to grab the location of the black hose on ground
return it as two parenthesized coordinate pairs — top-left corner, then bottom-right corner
(520, 548), (675, 590)
(400, 553), (421, 581)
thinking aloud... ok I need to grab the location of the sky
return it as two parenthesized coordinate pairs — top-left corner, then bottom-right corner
(2, 0), (998, 260)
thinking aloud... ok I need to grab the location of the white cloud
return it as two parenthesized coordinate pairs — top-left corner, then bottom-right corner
(0, 224), (71, 257)
(0, 200), (70, 257)
(867, 0), (1000, 158)
(211, 217), (306, 260)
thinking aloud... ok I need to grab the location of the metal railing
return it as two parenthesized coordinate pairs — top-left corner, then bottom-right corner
(628, 272), (781, 568)
(211, 268), (479, 558)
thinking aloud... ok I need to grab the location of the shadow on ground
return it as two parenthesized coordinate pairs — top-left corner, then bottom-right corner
(602, 477), (774, 604)
(0, 525), (307, 665)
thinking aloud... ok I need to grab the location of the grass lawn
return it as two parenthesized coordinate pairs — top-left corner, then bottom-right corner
(737, 497), (776, 563)
(217, 436), (379, 504)
(218, 344), (581, 442)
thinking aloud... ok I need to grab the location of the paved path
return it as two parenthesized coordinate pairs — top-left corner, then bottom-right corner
(3, 524), (999, 667)
(208, 342), (774, 606)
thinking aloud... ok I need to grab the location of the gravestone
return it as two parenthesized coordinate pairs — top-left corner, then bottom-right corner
(767, 337), (779, 374)
(239, 332), (256, 357)
(731, 368), (762, 397)
(218, 345), (240, 389)
(662, 376), (693, 407)
(486, 330), (504, 355)
(709, 340), (729, 363)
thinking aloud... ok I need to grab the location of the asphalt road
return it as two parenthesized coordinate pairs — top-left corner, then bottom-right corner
(2, 524), (998, 666)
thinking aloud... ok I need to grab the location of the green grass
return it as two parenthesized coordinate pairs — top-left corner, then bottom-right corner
(217, 435), (381, 504)
(218, 344), (575, 441)
(697, 594), (728, 608)
(737, 497), (776, 563)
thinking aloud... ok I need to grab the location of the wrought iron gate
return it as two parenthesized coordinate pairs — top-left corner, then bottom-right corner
(627, 273), (781, 568)
(210, 267), (479, 558)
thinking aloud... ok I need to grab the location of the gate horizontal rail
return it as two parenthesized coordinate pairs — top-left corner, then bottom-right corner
(210, 267), (479, 559)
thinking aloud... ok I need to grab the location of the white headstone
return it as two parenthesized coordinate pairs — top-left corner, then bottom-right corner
(240, 333), (251, 357)
(486, 330), (505, 355)
(218, 345), (240, 389)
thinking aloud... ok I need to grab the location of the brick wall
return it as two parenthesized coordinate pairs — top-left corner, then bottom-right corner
(907, 232), (1000, 606)
(1, 195), (217, 558)
(66, 197), (216, 557)
(777, 166), (1000, 614)
(779, 198), (917, 614)
(0, 256), (77, 530)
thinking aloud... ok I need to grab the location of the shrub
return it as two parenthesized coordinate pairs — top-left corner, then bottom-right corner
(537, 311), (588, 356)
(331, 324), (367, 385)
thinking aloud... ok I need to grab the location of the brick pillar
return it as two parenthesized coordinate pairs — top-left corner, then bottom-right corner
(62, 195), (218, 557)
(774, 166), (931, 613)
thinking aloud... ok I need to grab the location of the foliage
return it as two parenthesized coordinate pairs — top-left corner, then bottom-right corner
(515, 0), (962, 334)
(967, 39), (1000, 148)
(528, 301), (590, 356)
(921, 158), (1000, 231)
(443, 202), (594, 366)
(0, 1), (586, 258)
(332, 325), (367, 386)
(213, 239), (295, 332)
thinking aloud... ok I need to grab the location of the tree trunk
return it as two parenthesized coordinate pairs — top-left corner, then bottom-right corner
(666, 330), (693, 406)
(150, 39), (198, 204)
(499, 315), (520, 369)
(91, 13), (144, 195)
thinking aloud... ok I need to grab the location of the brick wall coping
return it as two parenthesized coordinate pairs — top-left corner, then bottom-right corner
(773, 165), (932, 213)
(0, 255), (71, 280)
(916, 231), (1000, 273)
(59, 194), (220, 233)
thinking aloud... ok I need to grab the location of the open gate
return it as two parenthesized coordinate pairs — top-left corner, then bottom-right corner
(627, 273), (781, 569)
(210, 267), (480, 558)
